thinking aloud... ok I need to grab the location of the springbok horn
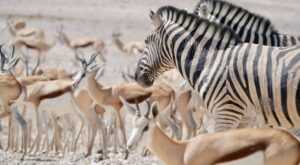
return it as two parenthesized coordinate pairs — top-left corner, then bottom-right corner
(119, 96), (138, 116)
(145, 100), (151, 117)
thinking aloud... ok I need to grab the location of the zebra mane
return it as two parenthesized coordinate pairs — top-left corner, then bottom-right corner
(156, 6), (241, 44)
(193, 0), (279, 33)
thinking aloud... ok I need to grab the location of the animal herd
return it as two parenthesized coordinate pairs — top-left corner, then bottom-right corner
(0, 0), (300, 165)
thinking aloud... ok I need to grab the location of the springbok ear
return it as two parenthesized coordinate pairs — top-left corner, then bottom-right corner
(119, 96), (137, 116)
(97, 66), (105, 77)
(149, 10), (163, 29)
(151, 102), (159, 118)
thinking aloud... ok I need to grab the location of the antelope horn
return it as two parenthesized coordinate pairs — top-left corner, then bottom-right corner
(87, 53), (97, 66)
(74, 50), (85, 64)
(97, 66), (105, 77)
(145, 100), (151, 117)
(119, 96), (138, 116)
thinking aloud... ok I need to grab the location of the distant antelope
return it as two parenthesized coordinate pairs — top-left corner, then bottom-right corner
(35, 68), (72, 81)
(126, 102), (300, 165)
(112, 32), (144, 56)
(7, 19), (55, 75)
(57, 26), (106, 62)
(25, 53), (98, 154)
(71, 89), (107, 157)
(0, 45), (28, 155)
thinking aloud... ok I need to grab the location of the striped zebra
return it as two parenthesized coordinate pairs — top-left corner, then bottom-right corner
(135, 6), (300, 133)
(193, 0), (300, 47)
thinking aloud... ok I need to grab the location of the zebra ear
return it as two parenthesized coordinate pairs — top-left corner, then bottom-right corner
(199, 0), (210, 18)
(149, 10), (163, 29)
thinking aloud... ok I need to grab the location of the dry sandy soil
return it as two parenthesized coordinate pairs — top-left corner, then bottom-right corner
(0, 0), (299, 164)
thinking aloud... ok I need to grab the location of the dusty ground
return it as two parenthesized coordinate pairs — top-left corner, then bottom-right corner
(0, 0), (299, 164)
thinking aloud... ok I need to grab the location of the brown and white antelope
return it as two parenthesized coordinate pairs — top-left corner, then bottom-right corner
(57, 26), (106, 63)
(112, 32), (144, 56)
(7, 19), (55, 75)
(24, 53), (98, 154)
(125, 101), (300, 165)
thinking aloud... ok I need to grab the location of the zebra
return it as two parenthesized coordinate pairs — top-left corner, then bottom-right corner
(134, 6), (300, 133)
(193, 0), (300, 47)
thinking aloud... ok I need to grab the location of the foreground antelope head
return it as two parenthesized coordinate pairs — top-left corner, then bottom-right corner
(120, 96), (159, 150)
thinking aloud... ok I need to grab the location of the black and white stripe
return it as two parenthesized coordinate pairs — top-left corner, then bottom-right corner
(135, 6), (300, 132)
(194, 0), (300, 47)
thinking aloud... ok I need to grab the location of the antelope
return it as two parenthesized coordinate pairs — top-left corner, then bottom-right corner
(70, 89), (107, 158)
(41, 109), (82, 156)
(7, 20), (55, 75)
(125, 101), (300, 165)
(57, 26), (106, 63)
(24, 53), (98, 154)
(0, 45), (28, 156)
(86, 69), (181, 154)
(35, 68), (71, 81)
(174, 90), (199, 140)
(122, 70), (193, 140)
(112, 32), (144, 56)
(85, 71), (151, 158)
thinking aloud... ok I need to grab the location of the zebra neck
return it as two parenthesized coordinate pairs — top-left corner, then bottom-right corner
(166, 22), (237, 89)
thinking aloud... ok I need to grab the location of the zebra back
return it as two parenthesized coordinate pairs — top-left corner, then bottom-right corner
(136, 5), (300, 132)
(193, 0), (300, 47)
(157, 6), (241, 48)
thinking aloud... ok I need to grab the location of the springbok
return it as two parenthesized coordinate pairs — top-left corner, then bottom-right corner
(175, 90), (199, 140)
(25, 53), (98, 154)
(121, 69), (196, 140)
(71, 89), (107, 158)
(0, 45), (29, 155)
(125, 101), (300, 165)
(7, 19), (55, 75)
(57, 26), (106, 62)
(35, 68), (71, 81)
(85, 71), (151, 158)
(112, 32), (144, 56)
(86, 69), (181, 153)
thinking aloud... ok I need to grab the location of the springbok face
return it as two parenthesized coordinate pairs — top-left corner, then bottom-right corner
(72, 52), (104, 89)
(127, 114), (151, 150)
(120, 96), (158, 151)
(135, 11), (174, 87)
